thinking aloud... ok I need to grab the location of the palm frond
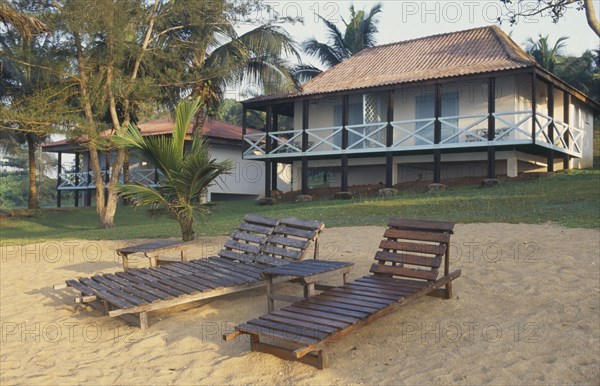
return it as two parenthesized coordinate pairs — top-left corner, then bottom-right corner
(302, 39), (346, 68)
(290, 63), (324, 84)
(0, 3), (48, 38)
(116, 183), (170, 207)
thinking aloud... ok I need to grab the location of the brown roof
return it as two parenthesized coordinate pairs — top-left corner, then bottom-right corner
(246, 26), (536, 103)
(43, 117), (249, 149)
(136, 117), (248, 141)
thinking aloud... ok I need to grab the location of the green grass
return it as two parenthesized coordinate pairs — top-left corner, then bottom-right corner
(1, 169), (599, 244)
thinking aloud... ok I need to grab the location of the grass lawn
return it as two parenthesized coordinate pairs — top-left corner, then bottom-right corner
(1, 169), (599, 244)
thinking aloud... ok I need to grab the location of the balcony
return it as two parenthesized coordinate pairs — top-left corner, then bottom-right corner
(58, 169), (164, 190)
(243, 110), (583, 160)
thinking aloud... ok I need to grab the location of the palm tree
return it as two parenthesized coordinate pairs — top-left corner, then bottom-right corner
(526, 34), (569, 73)
(292, 3), (383, 83)
(113, 99), (232, 241)
(154, 5), (301, 134)
(0, 2), (47, 38)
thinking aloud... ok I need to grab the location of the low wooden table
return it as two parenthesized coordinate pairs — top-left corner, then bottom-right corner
(262, 260), (354, 312)
(116, 240), (190, 270)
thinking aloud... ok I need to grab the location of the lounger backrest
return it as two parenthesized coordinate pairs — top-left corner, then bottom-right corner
(218, 214), (279, 263)
(369, 218), (455, 282)
(253, 217), (325, 266)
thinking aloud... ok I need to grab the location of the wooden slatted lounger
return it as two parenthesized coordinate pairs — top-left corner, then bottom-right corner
(54, 215), (324, 329)
(224, 218), (462, 369)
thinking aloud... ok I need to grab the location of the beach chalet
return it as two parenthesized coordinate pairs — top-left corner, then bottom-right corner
(42, 118), (291, 206)
(241, 26), (597, 197)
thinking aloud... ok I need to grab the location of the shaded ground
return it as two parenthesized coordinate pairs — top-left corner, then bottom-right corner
(278, 172), (557, 202)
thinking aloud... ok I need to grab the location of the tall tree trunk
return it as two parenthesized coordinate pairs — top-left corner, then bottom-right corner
(179, 216), (195, 241)
(74, 32), (107, 224)
(26, 133), (40, 209)
(191, 104), (207, 137)
(583, 0), (600, 38)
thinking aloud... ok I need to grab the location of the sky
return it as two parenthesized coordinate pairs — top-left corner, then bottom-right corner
(241, 0), (598, 56)
(230, 0), (599, 99)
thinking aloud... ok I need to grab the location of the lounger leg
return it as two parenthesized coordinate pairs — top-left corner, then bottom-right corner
(313, 239), (319, 260)
(317, 350), (329, 369)
(119, 253), (129, 271)
(267, 278), (275, 312)
(249, 334), (259, 352)
(303, 282), (316, 298)
(445, 282), (453, 299)
(139, 312), (148, 330)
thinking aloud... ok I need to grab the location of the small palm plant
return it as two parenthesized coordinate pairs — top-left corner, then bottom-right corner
(113, 98), (232, 241)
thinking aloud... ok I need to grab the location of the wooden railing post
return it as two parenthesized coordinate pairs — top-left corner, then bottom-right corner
(56, 151), (62, 208)
(433, 84), (442, 183)
(272, 113), (278, 192)
(241, 106), (248, 156)
(341, 95), (349, 192)
(563, 93), (570, 169)
(547, 82), (554, 172)
(265, 106), (272, 198)
(301, 100), (309, 195)
(487, 77), (496, 179)
(531, 69), (537, 145)
(385, 90), (394, 188)
(74, 152), (80, 207)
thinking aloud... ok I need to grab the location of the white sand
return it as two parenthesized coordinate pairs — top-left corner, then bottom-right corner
(1, 223), (599, 385)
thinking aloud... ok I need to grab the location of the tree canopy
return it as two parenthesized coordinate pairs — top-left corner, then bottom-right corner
(292, 3), (382, 83)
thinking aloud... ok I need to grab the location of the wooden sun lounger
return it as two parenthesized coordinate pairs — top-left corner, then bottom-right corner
(224, 218), (461, 369)
(54, 215), (324, 329)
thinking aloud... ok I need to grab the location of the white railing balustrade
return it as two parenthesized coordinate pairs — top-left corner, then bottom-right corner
(392, 118), (435, 148)
(346, 122), (387, 151)
(492, 111), (534, 142)
(269, 130), (303, 154)
(243, 133), (267, 157)
(534, 111), (553, 145)
(306, 126), (343, 153)
(439, 114), (488, 145)
(241, 110), (583, 159)
(58, 169), (163, 190)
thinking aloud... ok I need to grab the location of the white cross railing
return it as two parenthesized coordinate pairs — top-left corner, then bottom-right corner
(392, 118), (435, 147)
(269, 130), (303, 154)
(439, 114), (489, 144)
(306, 126), (343, 152)
(243, 133), (267, 157)
(58, 169), (164, 190)
(346, 122), (388, 151)
(241, 110), (583, 159)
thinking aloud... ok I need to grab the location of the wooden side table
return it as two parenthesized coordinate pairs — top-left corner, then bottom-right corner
(116, 240), (190, 271)
(262, 260), (354, 312)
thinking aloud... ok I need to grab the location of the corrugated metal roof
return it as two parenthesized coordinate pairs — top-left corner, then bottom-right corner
(246, 26), (536, 104)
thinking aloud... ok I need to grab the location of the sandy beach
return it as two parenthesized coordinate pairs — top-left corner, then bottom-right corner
(1, 223), (599, 385)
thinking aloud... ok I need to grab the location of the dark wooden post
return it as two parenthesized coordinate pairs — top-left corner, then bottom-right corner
(547, 82), (554, 172)
(385, 90), (394, 188)
(74, 152), (80, 207)
(301, 100), (309, 195)
(271, 113), (278, 191)
(531, 69), (537, 145)
(487, 77), (496, 179)
(563, 93), (571, 169)
(433, 84), (442, 183)
(56, 151), (62, 208)
(265, 106), (272, 198)
(85, 152), (92, 206)
(341, 95), (349, 192)
(241, 106), (248, 156)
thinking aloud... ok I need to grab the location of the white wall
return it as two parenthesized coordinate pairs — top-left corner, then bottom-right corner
(205, 144), (291, 200)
